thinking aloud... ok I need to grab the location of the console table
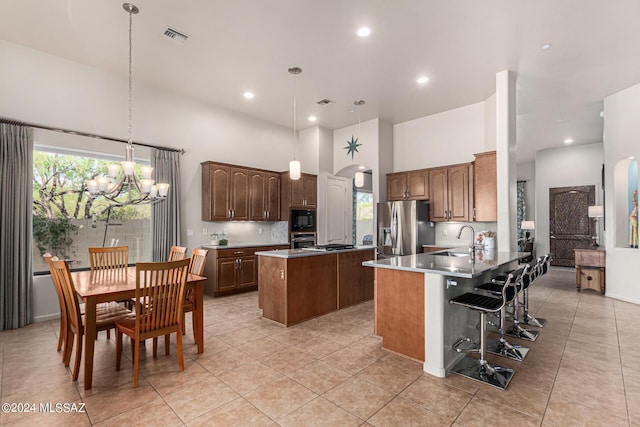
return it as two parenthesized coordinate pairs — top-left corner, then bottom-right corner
(574, 247), (605, 294)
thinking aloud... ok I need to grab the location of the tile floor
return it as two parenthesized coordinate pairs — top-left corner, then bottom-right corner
(0, 267), (639, 426)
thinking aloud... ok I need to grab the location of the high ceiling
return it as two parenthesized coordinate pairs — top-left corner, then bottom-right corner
(2, 0), (639, 163)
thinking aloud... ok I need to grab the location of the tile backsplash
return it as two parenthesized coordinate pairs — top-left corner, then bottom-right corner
(202, 221), (289, 246)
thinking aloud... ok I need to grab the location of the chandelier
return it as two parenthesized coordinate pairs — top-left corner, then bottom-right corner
(85, 3), (169, 205)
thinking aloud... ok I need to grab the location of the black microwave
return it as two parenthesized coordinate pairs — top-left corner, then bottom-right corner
(291, 209), (316, 231)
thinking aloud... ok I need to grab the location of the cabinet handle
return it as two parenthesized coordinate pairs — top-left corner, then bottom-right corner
(233, 251), (244, 255)
(234, 259), (239, 269)
(267, 210), (270, 219)
(239, 259), (243, 270)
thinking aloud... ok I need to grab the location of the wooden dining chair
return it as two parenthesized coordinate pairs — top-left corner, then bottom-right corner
(50, 259), (134, 381)
(181, 249), (208, 338)
(44, 254), (68, 358)
(115, 258), (190, 388)
(88, 246), (129, 271)
(168, 246), (187, 261)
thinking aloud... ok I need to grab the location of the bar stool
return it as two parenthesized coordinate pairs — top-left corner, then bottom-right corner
(449, 272), (518, 390)
(521, 254), (550, 328)
(475, 266), (532, 361)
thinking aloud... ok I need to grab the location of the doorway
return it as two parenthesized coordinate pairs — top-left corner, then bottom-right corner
(549, 185), (595, 266)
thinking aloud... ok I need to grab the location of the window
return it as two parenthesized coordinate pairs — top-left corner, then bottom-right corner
(32, 130), (152, 273)
(355, 191), (374, 245)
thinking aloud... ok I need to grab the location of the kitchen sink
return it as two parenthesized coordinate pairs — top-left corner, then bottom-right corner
(432, 251), (469, 257)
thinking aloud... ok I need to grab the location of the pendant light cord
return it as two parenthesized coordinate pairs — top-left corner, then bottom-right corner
(128, 7), (133, 148)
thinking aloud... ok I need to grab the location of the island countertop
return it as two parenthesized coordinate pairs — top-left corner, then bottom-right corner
(363, 250), (527, 278)
(256, 246), (375, 259)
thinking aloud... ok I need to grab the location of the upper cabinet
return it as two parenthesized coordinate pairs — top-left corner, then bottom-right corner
(473, 151), (497, 222)
(429, 164), (472, 222)
(202, 161), (280, 221)
(387, 170), (429, 201)
(281, 172), (317, 214)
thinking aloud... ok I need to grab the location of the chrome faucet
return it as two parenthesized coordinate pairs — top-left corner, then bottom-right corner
(457, 225), (476, 260)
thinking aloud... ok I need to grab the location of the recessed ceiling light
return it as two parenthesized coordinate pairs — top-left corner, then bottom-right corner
(308, 116), (317, 122)
(416, 76), (429, 84)
(357, 27), (371, 37)
(542, 43), (552, 50)
(564, 138), (574, 144)
(243, 91), (254, 99)
(358, 165), (366, 170)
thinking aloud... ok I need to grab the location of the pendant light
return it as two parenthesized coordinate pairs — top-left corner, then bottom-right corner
(85, 3), (169, 205)
(353, 100), (365, 188)
(354, 171), (365, 188)
(288, 66), (302, 180)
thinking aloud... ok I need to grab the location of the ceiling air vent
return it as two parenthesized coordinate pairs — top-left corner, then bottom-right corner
(316, 98), (335, 106)
(163, 27), (189, 44)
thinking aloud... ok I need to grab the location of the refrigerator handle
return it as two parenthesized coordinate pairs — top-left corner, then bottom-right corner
(391, 203), (398, 251)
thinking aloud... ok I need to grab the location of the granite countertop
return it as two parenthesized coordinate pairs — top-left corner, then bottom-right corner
(201, 242), (289, 249)
(256, 246), (376, 259)
(363, 250), (526, 278)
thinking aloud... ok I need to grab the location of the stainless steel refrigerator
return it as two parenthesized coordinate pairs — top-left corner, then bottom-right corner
(377, 200), (435, 258)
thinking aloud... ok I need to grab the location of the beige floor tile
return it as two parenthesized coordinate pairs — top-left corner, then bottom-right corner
(288, 360), (351, 394)
(245, 377), (317, 420)
(236, 337), (283, 359)
(187, 397), (277, 427)
(83, 380), (160, 424)
(164, 375), (239, 422)
(94, 400), (182, 427)
(457, 396), (541, 427)
(356, 359), (421, 394)
(474, 380), (549, 419)
(0, 408), (91, 427)
(367, 397), (451, 427)
(323, 377), (394, 420)
(293, 336), (345, 358)
(194, 347), (256, 376)
(144, 358), (211, 396)
(260, 347), (317, 375)
(279, 397), (362, 427)
(400, 375), (473, 421)
(218, 360), (284, 396)
(322, 347), (378, 375)
(216, 327), (269, 347)
(543, 395), (629, 427)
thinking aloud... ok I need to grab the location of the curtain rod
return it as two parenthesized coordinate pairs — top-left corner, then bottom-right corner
(0, 117), (185, 154)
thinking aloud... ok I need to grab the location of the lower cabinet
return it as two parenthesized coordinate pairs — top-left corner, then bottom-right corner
(204, 245), (288, 297)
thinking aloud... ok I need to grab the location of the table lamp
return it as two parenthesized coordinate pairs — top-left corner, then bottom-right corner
(588, 205), (604, 247)
(521, 221), (535, 241)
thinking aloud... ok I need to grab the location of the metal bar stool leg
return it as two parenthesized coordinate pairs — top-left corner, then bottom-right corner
(522, 286), (546, 327)
(488, 301), (530, 361)
(505, 282), (539, 341)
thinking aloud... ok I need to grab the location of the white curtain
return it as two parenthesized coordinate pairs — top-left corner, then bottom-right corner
(0, 123), (33, 330)
(151, 148), (181, 261)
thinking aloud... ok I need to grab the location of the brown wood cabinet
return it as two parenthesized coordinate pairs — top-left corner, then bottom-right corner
(280, 172), (317, 218)
(202, 161), (280, 221)
(574, 248), (606, 294)
(203, 244), (288, 296)
(429, 164), (472, 222)
(386, 170), (429, 201)
(473, 151), (497, 222)
(249, 171), (280, 221)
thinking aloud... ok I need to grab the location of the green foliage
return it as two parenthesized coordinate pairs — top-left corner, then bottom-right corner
(32, 214), (78, 257)
(356, 192), (374, 221)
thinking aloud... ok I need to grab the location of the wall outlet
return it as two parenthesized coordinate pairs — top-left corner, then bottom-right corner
(258, 228), (263, 235)
(187, 229), (194, 236)
(202, 228), (208, 236)
(442, 228), (448, 236)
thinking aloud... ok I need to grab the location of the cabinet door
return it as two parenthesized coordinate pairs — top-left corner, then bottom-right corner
(209, 164), (231, 220)
(265, 172), (281, 220)
(303, 174), (317, 208)
(230, 167), (250, 220)
(237, 256), (257, 288)
(387, 173), (407, 201)
(249, 170), (266, 221)
(217, 258), (237, 292)
(448, 165), (470, 222)
(429, 168), (448, 221)
(407, 170), (429, 200)
(474, 152), (497, 221)
(289, 177), (304, 207)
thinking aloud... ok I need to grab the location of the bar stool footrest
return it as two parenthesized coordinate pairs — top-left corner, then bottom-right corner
(452, 337), (479, 353)
(451, 356), (515, 391)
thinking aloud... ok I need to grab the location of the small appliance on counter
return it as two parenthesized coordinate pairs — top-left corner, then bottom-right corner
(303, 243), (355, 252)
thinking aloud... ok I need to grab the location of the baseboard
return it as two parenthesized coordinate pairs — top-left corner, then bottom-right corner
(605, 293), (640, 306)
(33, 313), (60, 322)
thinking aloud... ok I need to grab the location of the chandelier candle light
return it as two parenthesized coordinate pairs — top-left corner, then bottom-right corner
(85, 3), (169, 205)
(288, 66), (302, 180)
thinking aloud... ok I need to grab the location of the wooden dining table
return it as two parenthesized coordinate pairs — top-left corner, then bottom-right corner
(71, 266), (206, 389)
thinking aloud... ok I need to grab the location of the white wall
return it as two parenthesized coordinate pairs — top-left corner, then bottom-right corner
(517, 161), (536, 224)
(603, 82), (640, 304)
(534, 143), (604, 257)
(333, 119), (379, 174)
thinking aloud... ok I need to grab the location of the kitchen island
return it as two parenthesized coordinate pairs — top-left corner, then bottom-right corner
(363, 249), (524, 378)
(256, 247), (376, 326)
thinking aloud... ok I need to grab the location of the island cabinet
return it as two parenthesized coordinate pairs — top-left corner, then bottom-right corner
(387, 170), (430, 201)
(203, 244), (289, 297)
(258, 248), (375, 326)
(281, 172), (317, 213)
(429, 164), (473, 222)
(202, 161), (281, 221)
(473, 151), (497, 222)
